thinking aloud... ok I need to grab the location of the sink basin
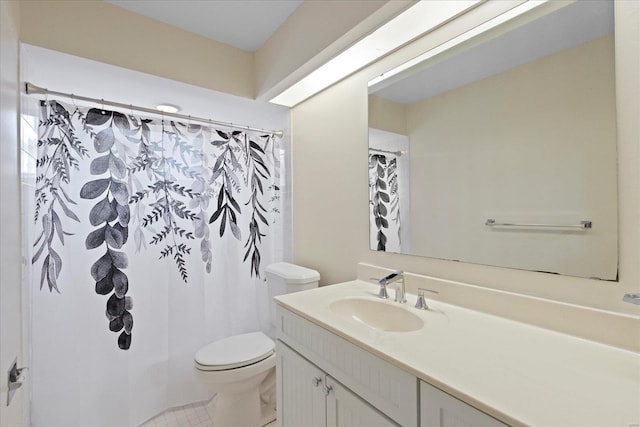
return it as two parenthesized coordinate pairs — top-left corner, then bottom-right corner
(329, 298), (424, 332)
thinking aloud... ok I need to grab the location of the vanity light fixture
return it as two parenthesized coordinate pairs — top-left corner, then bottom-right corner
(155, 104), (180, 113)
(269, 0), (481, 107)
(368, 0), (549, 90)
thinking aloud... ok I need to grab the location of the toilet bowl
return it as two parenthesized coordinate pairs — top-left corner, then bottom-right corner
(194, 263), (320, 427)
(195, 332), (277, 427)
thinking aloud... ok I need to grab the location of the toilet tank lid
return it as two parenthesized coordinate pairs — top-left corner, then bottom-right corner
(265, 262), (320, 284)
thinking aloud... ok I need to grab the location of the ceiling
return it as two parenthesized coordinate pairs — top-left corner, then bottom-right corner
(105, 0), (302, 52)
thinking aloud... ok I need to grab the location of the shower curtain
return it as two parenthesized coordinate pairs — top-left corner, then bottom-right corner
(369, 153), (401, 252)
(29, 99), (283, 426)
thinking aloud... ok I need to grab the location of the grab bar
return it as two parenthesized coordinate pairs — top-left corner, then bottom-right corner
(485, 219), (592, 229)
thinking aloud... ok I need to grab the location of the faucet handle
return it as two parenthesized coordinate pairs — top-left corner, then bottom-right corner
(415, 288), (439, 310)
(415, 293), (428, 310)
(369, 277), (390, 299)
(378, 283), (389, 299)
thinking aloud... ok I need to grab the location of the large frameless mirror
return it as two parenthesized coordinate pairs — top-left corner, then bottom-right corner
(368, 1), (618, 280)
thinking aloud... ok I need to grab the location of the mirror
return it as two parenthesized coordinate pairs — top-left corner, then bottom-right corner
(368, 1), (618, 280)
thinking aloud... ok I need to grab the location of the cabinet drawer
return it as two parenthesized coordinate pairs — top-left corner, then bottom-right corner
(420, 381), (507, 427)
(277, 306), (418, 427)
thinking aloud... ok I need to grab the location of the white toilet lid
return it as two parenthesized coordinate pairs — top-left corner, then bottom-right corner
(195, 332), (275, 371)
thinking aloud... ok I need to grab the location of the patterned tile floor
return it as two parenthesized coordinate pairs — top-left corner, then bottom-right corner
(140, 400), (276, 427)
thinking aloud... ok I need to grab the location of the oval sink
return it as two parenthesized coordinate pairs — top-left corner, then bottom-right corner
(329, 298), (424, 332)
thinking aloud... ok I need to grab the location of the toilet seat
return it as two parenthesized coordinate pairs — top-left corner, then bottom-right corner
(195, 332), (275, 371)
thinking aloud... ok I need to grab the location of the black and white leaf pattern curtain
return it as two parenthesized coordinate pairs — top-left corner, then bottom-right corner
(369, 153), (401, 252)
(30, 99), (282, 426)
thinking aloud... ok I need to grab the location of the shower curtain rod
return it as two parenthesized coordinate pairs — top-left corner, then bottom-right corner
(369, 147), (404, 156)
(25, 83), (284, 138)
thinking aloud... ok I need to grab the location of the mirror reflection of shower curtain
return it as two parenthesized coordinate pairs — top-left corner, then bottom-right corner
(28, 100), (283, 427)
(369, 153), (401, 252)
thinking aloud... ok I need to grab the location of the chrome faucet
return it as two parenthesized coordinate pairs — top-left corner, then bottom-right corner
(378, 270), (406, 303)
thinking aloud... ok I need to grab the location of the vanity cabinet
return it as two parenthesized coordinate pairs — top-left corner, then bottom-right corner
(276, 306), (418, 427)
(326, 375), (398, 427)
(277, 341), (397, 427)
(276, 305), (506, 427)
(275, 279), (640, 427)
(276, 341), (326, 427)
(420, 381), (507, 427)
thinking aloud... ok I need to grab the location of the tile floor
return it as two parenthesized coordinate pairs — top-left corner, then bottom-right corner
(140, 400), (276, 427)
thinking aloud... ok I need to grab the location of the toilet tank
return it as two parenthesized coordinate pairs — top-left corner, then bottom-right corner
(265, 262), (319, 331)
(266, 262), (320, 297)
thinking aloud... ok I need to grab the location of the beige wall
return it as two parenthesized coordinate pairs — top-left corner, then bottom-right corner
(615, 0), (640, 316)
(19, 0), (412, 103)
(406, 35), (617, 280)
(255, 1), (411, 101)
(0, 1), (25, 425)
(368, 95), (407, 135)
(291, 1), (639, 317)
(19, 0), (254, 98)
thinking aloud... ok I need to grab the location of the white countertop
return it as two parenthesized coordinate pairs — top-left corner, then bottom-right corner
(275, 280), (640, 427)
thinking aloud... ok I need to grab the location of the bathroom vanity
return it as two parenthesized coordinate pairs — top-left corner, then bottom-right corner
(274, 280), (640, 427)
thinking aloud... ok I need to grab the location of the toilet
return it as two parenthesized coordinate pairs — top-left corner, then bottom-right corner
(194, 262), (320, 427)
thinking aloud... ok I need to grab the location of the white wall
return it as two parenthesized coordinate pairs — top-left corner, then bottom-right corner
(291, 1), (639, 324)
(0, 1), (26, 425)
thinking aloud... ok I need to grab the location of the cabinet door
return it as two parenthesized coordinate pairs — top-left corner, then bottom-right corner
(277, 341), (326, 427)
(326, 377), (399, 427)
(420, 382), (507, 427)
